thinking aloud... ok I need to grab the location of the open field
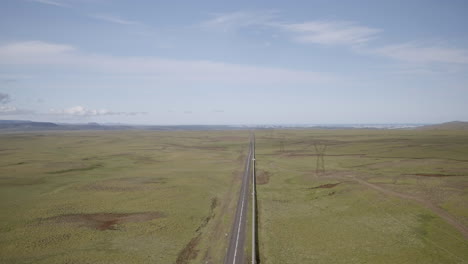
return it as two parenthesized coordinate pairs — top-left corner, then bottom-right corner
(255, 129), (468, 264)
(0, 130), (249, 264)
(2, 128), (467, 264)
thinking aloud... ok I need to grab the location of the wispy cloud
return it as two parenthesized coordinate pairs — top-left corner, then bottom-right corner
(49, 106), (146, 116)
(200, 10), (277, 31)
(30, 0), (69, 7)
(0, 41), (332, 85)
(30, 1), (142, 26)
(371, 43), (468, 64)
(200, 11), (380, 46)
(90, 13), (141, 25)
(279, 21), (381, 45)
(200, 11), (468, 67)
(0, 41), (74, 64)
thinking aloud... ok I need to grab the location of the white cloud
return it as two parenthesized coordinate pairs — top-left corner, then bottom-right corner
(279, 21), (381, 45)
(50, 106), (146, 116)
(0, 92), (34, 115)
(30, 0), (69, 7)
(50, 106), (107, 116)
(0, 41), (332, 85)
(0, 105), (33, 115)
(372, 43), (468, 64)
(89, 14), (141, 25)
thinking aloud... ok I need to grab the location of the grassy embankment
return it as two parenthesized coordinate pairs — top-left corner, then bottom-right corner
(0, 130), (249, 264)
(255, 129), (468, 264)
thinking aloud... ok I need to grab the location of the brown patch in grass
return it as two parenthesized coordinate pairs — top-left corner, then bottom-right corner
(48, 163), (102, 174)
(256, 170), (270, 185)
(79, 185), (141, 192)
(78, 177), (167, 192)
(0, 177), (46, 186)
(43, 212), (164, 230)
(178, 197), (218, 264)
(408, 173), (461, 177)
(113, 177), (167, 184)
(273, 199), (289, 203)
(44, 161), (86, 168)
(165, 143), (226, 151)
(287, 153), (364, 157)
(309, 182), (341, 189)
(210, 197), (218, 210)
(212, 136), (247, 141)
(196, 198), (218, 232)
(133, 155), (158, 164)
(176, 233), (202, 264)
(203, 171), (239, 263)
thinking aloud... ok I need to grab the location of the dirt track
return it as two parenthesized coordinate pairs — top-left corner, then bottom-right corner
(341, 175), (468, 239)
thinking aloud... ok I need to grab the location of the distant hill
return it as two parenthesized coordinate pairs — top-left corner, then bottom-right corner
(0, 120), (131, 131)
(0, 120), (238, 132)
(3, 120), (466, 132)
(0, 120), (59, 130)
(417, 121), (468, 130)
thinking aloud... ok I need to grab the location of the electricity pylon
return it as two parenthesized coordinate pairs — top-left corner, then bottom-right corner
(314, 143), (327, 174)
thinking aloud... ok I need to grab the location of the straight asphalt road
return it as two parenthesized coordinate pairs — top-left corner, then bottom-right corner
(224, 134), (254, 264)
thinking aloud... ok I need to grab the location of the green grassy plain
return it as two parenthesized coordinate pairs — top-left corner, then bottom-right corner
(1, 129), (467, 264)
(0, 131), (249, 264)
(255, 129), (468, 264)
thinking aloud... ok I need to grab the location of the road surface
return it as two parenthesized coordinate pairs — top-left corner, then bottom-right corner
(224, 134), (254, 264)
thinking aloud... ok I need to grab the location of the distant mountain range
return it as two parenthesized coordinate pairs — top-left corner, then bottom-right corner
(0, 120), (467, 131)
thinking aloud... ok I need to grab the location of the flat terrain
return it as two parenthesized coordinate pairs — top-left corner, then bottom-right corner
(255, 129), (468, 264)
(0, 131), (249, 264)
(2, 129), (467, 264)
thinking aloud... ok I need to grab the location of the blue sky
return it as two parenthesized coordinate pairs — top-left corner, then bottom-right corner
(0, 0), (467, 124)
